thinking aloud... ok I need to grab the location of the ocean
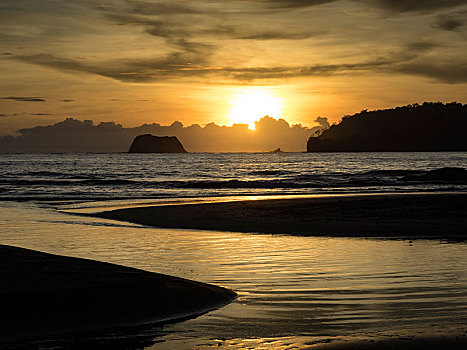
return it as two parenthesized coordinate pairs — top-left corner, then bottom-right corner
(0, 152), (466, 349)
(1, 152), (466, 201)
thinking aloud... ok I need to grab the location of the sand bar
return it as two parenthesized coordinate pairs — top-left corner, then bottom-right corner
(0, 245), (236, 342)
(94, 193), (467, 238)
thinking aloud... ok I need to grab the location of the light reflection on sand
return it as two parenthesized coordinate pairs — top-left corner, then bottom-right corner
(0, 201), (466, 349)
(60, 191), (452, 215)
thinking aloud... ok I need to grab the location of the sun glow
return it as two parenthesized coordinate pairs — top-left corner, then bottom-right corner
(229, 89), (283, 129)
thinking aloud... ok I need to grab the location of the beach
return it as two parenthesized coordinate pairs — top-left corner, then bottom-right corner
(0, 245), (236, 342)
(1, 153), (466, 348)
(1, 199), (466, 349)
(94, 193), (467, 238)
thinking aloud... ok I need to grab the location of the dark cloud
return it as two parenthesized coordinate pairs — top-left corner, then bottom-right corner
(124, 0), (201, 15)
(5, 1), (466, 85)
(361, 0), (467, 12)
(97, 0), (467, 54)
(9, 37), (466, 84)
(221, 59), (394, 81)
(435, 10), (467, 31)
(236, 32), (313, 40)
(396, 61), (467, 84)
(98, 0), (325, 62)
(230, 28), (323, 40)
(14, 47), (465, 84)
(404, 41), (438, 53)
(29, 113), (51, 115)
(8, 52), (396, 83)
(110, 0), (337, 14)
(0, 116), (329, 152)
(98, 10), (219, 80)
(107, 0), (467, 14)
(60, 99), (75, 103)
(105, 12), (320, 41)
(10, 52), (211, 83)
(1, 96), (45, 102)
(379, 42), (467, 84)
(250, 0), (337, 9)
(437, 18), (463, 31)
(244, 0), (466, 12)
(104, 14), (173, 36)
(168, 38), (215, 54)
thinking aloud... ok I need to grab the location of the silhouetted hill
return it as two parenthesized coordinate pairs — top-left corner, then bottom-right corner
(307, 102), (467, 152)
(128, 134), (187, 153)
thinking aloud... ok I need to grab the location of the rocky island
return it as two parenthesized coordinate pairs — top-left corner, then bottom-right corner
(129, 134), (187, 153)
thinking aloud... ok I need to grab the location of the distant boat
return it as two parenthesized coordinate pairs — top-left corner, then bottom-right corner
(269, 148), (283, 153)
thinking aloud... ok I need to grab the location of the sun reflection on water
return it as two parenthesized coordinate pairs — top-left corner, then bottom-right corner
(0, 201), (466, 349)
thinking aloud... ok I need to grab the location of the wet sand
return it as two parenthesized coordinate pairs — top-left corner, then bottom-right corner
(310, 336), (467, 349)
(94, 193), (467, 238)
(0, 245), (236, 342)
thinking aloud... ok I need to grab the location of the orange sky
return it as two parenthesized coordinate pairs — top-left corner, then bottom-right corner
(1, 0), (467, 135)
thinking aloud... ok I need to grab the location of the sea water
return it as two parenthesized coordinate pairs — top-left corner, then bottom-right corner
(1, 152), (467, 200)
(0, 152), (466, 348)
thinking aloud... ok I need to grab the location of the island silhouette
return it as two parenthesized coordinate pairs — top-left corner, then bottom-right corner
(307, 102), (467, 152)
(128, 134), (187, 153)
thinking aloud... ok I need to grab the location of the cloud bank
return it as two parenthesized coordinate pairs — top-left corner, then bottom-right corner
(1, 96), (45, 102)
(0, 116), (329, 153)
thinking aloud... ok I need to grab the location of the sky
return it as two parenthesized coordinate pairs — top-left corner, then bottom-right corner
(1, 0), (467, 136)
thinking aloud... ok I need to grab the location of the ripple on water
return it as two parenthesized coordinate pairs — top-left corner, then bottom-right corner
(0, 201), (466, 349)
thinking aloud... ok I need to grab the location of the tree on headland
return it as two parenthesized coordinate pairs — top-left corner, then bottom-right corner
(307, 102), (467, 152)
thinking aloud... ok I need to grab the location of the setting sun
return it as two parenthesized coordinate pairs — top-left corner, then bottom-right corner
(229, 89), (283, 129)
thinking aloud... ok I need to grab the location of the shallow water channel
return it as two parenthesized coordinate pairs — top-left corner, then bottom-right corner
(0, 201), (466, 349)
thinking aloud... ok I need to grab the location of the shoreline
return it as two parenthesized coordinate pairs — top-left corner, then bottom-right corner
(310, 336), (467, 349)
(93, 192), (467, 238)
(0, 245), (237, 342)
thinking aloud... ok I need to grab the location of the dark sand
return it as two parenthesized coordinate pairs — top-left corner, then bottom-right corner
(0, 245), (236, 341)
(310, 336), (467, 350)
(88, 193), (467, 348)
(95, 193), (467, 238)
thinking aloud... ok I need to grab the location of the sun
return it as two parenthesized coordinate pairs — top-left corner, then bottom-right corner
(229, 89), (283, 130)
